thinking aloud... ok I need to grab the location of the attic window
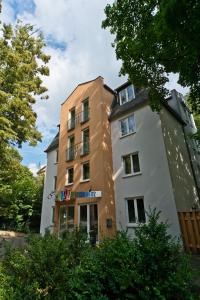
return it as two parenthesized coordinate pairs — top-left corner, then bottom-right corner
(119, 84), (135, 105)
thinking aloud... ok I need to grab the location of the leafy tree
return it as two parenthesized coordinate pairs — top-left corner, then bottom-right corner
(102, 0), (200, 113)
(0, 148), (43, 232)
(0, 21), (50, 147)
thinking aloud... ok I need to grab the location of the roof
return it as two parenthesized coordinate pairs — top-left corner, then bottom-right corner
(110, 82), (186, 125)
(44, 132), (59, 153)
(109, 88), (148, 120)
(162, 100), (186, 125)
(61, 76), (106, 106)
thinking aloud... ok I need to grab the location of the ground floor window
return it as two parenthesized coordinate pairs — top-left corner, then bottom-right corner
(126, 197), (146, 225)
(78, 203), (98, 243)
(59, 205), (75, 233)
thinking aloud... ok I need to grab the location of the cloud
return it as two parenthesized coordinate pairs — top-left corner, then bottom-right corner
(1, 0), (189, 167)
(28, 162), (39, 176)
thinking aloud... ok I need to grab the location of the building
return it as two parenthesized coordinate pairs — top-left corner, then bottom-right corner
(110, 82), (199, 237)
(40, 133), (59, 235)
(40, 77), (199, 240)
(54, 76), (116, 241)
(167, 90), (200, 198)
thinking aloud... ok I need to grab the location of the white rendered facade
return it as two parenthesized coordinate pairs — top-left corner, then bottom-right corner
(40, 148), (58, 235)
(111, 104), (182, 237)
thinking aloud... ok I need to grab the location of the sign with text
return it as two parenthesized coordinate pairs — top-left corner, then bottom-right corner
(56, 189), (102, 201)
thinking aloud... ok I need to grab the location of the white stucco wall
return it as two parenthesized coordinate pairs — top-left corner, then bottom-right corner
(40, 149), (58, 235)
(111, 105), (181, 238)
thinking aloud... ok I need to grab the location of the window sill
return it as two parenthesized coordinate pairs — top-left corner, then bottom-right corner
(126, 223), (139, 228)
(80, 179), (90, 183)
(80, 118), (89, 125)
(120, 131), (136, 139)
(65, 183), (73, 186)
(122, 172), (142, 178)
(80, 152), (90, 157)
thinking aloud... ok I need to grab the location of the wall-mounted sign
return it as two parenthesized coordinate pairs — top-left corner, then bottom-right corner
(56, 189), (102, 201)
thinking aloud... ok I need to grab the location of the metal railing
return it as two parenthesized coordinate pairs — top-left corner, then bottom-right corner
(67, 117), (76, 131)
(66, 146), (75, 161)
(67, 109), (90, 130)
(81, 141), (90, 155)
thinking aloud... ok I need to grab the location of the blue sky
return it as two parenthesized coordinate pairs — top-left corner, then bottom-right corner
(2, 0), (189, 175)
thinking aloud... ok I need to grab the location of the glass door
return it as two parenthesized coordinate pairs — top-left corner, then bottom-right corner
(79, 204), (98, 243)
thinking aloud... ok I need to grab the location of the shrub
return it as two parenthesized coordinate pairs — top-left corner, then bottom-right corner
(0, 210), (195, 299)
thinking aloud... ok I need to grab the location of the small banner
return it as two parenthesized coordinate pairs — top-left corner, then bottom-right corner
(56, 189), (102, 201)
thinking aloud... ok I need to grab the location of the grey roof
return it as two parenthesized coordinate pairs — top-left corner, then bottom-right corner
(109, 88), (148, 121)
(109, 81), (186, 125)
(44, 132), (59, 153)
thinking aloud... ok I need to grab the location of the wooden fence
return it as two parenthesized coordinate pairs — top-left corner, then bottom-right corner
(178, 211), (200, 253)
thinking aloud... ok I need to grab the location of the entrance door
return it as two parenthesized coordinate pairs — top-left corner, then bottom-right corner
(79, 204), (98, 242)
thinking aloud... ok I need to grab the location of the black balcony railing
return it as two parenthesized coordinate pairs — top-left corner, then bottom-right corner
(66, 146), (75, 161)
(81, 141), (90, 155)
(67, 118), (75, 131)
(81, 109), (89, 123)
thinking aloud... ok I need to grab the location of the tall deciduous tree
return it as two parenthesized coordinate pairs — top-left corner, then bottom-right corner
(0, 21), (50, 147)
(102, 0), (200, 113)
(0, 147), (43, 232)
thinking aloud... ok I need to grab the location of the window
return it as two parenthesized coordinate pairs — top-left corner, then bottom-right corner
(66, 167), (74, 185)
(54, 176), (57, 191)
(120, 114), (136, 136)
(59, 205), (75, 232)
(67, 135), (75, 161)
(56, 149), (59, 163)
(79, 204), (98, 242)
(119, 84), (135, 105)
(82, 98), (89, 122)
(82, 161), (90, 181)
(127, 198), (146, 225)
(67, 206), (75, 229)
(52, 206), (55, 223)
(123, 153), (140, 175)
(81, 128), (89, 155)
(68, 108), (76, 130)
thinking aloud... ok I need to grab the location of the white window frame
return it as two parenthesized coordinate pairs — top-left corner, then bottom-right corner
(119, 84), (135, 105)
(78, 203), (99, 241)
(68, 107), (76, 130)
(81, 127), (89, 155)
(122, 152), (141, 177)
(81, 161), (90, 182)
(125, 197), (146, 227)
(66, 167), (74, 185)
(81, 98), (89, 122)
(119, 114), (136, 137)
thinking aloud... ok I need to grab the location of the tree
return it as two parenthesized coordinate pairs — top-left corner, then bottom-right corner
(0, 21), (50, 147)
(102, 0), (200, 113)
(0, 148), (43, 232)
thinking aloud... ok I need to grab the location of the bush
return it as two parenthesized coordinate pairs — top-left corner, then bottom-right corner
(0, 210), (195, 299)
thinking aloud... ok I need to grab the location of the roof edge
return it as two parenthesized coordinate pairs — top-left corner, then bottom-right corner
(61, 76), (104, 106)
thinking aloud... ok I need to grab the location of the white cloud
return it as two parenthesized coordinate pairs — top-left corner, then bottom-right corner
(28, 162), (39, 176)
(13, 0), (125, 132)
(1, 0), (189, 166)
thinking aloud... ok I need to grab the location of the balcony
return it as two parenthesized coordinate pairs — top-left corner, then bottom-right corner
(66, 146), (75, 161)
(67, 118), (75, 131)
(80, 109), (89, 123)
(81, 141), (90, 156)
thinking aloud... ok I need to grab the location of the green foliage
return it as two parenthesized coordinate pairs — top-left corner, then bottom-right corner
(0, 21), (50, 147)
(0, 19), (50, 231)
(0, 147), (43, 232)
(102, 0), (200, 113)
(0, 211), (195, 299)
